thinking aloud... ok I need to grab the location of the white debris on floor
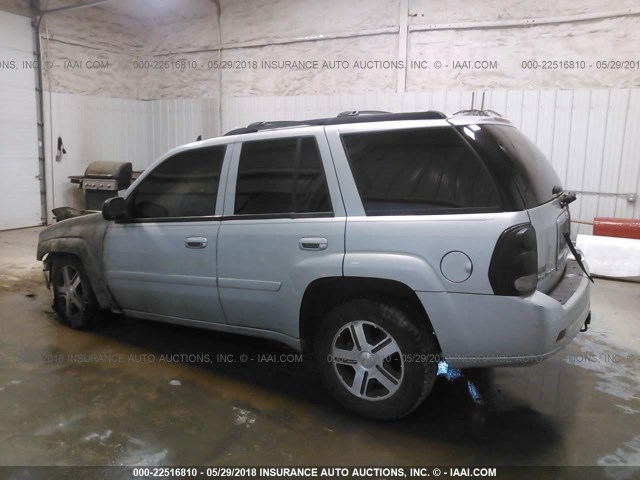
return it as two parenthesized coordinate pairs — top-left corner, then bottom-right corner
(83, 430), (112, 442)
(232, 407), (256, 428)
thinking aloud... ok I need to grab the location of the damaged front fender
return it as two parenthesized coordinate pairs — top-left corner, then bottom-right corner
(37, 213), (116, 310)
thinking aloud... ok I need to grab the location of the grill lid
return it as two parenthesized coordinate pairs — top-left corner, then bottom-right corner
(84, 161), (132, 186)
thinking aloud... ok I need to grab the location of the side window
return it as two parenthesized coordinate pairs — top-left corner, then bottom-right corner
(234, 137), (331, 216)
(130, 146), (225, 219)
(341, 127), (502, 216)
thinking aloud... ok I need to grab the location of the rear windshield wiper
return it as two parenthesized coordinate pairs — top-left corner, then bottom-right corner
(560, 192), (577, 208)
(553, 186), (577, 208)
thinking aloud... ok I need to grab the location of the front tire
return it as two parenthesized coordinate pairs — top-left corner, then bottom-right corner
(51, 255), (100, 329)
(315, 298), (439, 420)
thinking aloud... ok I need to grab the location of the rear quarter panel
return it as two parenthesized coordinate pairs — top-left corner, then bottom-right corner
(342, 212), (530, 294)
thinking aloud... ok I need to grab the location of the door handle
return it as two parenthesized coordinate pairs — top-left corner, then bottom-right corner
(185, 237), (208, 249)
(299, 237), (328, 251)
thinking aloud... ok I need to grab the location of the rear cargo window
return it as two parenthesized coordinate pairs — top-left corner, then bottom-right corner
(459, 124), (562, 207)
(341, 127), (502, 216)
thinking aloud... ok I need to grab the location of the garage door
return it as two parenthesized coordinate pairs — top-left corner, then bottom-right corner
(0, 10), (41, 230)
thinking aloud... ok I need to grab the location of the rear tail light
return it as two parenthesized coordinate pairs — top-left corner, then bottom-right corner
(489, 223), (538, 296)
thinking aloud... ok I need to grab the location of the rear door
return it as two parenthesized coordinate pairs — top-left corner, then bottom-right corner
(104, 144), (230, 323)
(216, 128), (346, 338)
(527, 198), (570, 292)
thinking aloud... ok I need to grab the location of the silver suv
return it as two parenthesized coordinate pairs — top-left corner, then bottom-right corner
(37, 111), (592, 420)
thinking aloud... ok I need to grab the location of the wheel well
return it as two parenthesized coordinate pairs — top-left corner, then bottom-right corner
(299, 277), (441, 354)
(43, 251), (114, 310)
(43, 251), (65, 269)
(44, 251), (77, 270)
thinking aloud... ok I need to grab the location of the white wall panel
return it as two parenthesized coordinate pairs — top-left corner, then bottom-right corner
(146, 98), (219, 161)
(549, 90), (573, 188)
(614, 89), (640, 220)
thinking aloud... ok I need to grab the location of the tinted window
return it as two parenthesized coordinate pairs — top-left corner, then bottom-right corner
(342, 127), (502, 216)
(461, 124), (562, 207)
(130, 146), (225, 218)
(234, 137), (331, 215)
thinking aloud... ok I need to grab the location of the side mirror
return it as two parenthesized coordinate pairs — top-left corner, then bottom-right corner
(102, 196), (127, 221)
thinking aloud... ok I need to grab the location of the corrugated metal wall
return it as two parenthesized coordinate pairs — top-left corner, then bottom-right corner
(45, 89), (640, 231)
(147, 98), (220, 162)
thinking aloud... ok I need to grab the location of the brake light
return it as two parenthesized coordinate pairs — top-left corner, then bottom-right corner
(489, 223), (538, 296)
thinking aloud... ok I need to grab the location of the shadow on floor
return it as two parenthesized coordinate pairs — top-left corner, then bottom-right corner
(82, 311), (562, 464)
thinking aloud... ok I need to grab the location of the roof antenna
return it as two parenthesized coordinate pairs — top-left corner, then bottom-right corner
(480, 92), (486, 110)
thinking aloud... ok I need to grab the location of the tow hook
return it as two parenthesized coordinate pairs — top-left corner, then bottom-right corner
(580, 313), (591, 333)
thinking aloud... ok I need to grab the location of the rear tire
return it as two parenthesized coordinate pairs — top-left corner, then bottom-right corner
(51, 255), (101, 329)
(315, 297), (439, 420)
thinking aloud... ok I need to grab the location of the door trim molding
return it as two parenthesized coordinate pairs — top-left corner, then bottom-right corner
(218, 277), (281, 291)
(107, 270), (217, 287)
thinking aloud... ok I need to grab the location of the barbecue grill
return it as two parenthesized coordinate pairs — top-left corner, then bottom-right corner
(69, 161), (133, 210)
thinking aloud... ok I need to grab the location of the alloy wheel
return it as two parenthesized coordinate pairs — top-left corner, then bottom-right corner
(331, 320), (404, 401)
(54, 265), (85, 320)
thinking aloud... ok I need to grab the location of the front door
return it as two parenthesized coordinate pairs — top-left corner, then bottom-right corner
(104, 144), (230, 324)
(217, 129), (346, 338)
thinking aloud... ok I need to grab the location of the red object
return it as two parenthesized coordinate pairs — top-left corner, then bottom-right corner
(593, 217), (640, 240)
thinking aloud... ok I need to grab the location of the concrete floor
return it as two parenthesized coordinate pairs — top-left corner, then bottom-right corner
(0, 227), (639, 472)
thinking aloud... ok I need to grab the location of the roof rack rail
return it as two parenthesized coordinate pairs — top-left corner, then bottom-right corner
(452, 109), (504, 117)
(246, 120), (307, 129)
(337, 110), (391, 117)
(224, 110), (447, 136)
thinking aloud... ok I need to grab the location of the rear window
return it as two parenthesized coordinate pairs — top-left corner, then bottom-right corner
(341, 127), (502, 216)
(459, 124), (562, 207)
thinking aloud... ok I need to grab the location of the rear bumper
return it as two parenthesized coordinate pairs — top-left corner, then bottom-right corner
(417, 259), (591, 368)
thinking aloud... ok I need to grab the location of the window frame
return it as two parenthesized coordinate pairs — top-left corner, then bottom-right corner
(340, 125), (506, 217)
(121, 144), (230, 223)
(225, 135), (334, 220)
